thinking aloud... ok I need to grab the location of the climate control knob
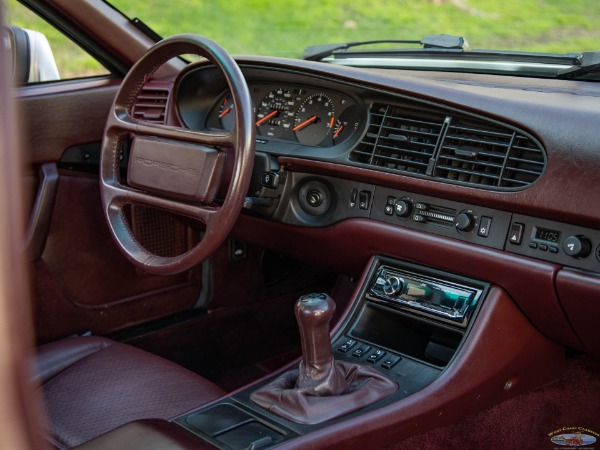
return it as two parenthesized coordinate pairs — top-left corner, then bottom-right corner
(395, 199), (412, 218)
(563, 235), (591, 258)
(455, 212), (475, 232)
(383, 276), (404, 296)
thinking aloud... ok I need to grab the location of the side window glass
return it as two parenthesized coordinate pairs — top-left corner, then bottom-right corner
(4, 0), (109, 83)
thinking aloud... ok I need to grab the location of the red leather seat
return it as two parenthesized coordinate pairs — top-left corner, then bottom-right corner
(35, 336), (224, 449)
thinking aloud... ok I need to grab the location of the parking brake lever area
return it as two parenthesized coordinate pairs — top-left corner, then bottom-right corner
(250, 293), (398, 425)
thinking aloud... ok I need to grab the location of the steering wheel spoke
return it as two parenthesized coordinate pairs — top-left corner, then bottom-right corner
(100, 34), (255, 275)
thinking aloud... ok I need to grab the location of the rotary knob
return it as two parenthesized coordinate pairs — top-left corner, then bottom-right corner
(383, 276), (404, 296)
(394, 199), (412, 218)
(563, 235), (591, 258)
(455, 212), (475, 232)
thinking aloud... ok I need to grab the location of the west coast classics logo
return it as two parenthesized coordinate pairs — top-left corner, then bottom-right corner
(549, 427), (598, 448)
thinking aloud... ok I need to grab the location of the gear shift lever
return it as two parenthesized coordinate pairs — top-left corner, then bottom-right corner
(251, 292), (397, 425)
(295, 293), (346, 395)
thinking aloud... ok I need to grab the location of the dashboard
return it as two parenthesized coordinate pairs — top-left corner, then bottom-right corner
(131, 57), (600, 357)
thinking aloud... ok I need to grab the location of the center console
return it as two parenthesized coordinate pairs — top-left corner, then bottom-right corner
(174, 256), (489, 449)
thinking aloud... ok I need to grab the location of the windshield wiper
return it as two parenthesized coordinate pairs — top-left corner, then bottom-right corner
(302, 34), (468, 61)
(557, 52), (600, 79)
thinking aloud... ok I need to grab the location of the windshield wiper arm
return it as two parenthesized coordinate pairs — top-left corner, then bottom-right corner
(302, 34), (468, 61)
(557, 52), (600, 79)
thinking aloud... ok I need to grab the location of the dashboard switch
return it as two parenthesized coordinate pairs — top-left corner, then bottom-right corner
(455, 212), (475, 232)
(359, 191), (371, 210)
(395, 199), (412, 217)
(352, 344), (372, 358)
(350, 188), (358, 207)
(478, 216), (492, 237)
(563, 235), (591, 258)
(260, 171), (279, 189)
(366, 349), (386, 364)
(509, 223), (525, 245)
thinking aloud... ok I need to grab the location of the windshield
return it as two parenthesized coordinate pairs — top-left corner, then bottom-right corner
(108, 0), (600, 77)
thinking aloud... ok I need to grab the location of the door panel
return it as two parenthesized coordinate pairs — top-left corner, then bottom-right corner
(19, 80), (204, 343)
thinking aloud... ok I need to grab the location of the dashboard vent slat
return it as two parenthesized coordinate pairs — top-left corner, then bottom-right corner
(350, 103), (443, 175)
(351, 102), (546, 191)
(132, 85), (170, 124)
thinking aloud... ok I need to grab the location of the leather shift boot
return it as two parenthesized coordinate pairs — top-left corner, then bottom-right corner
(250, 360), (397, 425)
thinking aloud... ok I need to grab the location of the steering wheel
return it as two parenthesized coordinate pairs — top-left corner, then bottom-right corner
(100, 34), (255, 275)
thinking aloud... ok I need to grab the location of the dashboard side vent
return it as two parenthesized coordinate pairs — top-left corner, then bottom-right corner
(351, 102), (546, 190)
(350, 104), (444, 175)
(132, 85), (170, 124)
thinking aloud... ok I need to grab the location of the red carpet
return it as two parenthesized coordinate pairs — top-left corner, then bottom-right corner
(384, 353), (600, 450)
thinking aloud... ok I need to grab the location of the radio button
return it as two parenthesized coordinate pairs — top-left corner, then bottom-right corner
(529, 242), (538, 249)
(549, 246), (559, 254)
(382, 276), (403, 296)
(539, 244), (548, 251)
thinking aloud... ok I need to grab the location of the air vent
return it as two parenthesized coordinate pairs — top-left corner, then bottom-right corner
(132, 85), (170, 124)
(351, 104), (444, 175)
(351, 102), (546, 190)
(435, 120), (545, 188)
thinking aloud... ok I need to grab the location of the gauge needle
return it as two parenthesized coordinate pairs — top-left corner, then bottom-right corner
(293, 115), (317, 132)
(334, 125), (344, 138)
(219, 107), (231, 118)
(256, 110), (279, 126)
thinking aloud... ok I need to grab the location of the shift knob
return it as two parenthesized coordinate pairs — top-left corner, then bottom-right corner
(295, 293), (336, 381)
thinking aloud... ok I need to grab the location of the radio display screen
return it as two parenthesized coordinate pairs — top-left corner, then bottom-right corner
(534, 227), (561, 243)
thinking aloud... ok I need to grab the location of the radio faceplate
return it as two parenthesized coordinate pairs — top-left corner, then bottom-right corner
(367, 265), (486, 328)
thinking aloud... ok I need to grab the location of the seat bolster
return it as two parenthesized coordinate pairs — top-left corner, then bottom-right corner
(34, 337), (114, 385)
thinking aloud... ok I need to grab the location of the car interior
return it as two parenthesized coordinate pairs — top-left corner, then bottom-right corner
(1, 1), (600, 449)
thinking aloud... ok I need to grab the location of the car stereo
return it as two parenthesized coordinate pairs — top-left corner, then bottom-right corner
(367, 265), (485, 328)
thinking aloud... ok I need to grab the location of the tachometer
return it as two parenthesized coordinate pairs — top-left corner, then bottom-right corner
(293, 94), (335, 146)
(256, 88), (295, 138)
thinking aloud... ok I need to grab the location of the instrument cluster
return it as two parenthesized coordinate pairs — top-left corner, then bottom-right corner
(205, 84), (360, 147)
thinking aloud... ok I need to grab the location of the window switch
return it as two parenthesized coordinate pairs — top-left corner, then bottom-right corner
(352, 344), (372, 358)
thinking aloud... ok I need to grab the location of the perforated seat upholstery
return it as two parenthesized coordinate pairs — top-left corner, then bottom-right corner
(36, 336), (224, 449)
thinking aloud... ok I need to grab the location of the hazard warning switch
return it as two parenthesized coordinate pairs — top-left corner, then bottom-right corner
(509, 223), (524, 245)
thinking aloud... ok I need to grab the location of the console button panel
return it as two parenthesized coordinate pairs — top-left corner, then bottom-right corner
(276, 173), (600, 274)
(370, 187), (512, 250)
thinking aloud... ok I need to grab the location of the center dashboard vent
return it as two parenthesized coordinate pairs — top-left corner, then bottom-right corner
(131, 84), (170, 124)
(350, 103), (546, 190)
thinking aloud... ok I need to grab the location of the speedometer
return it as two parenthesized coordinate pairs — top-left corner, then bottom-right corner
(255, 88), (295, 138)
(293, 93), (335, 146)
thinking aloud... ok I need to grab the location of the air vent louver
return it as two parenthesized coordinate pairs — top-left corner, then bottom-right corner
(350, 104), (444, 175)
(132, 85), (169, 124)
(351, 102), (545, 190)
